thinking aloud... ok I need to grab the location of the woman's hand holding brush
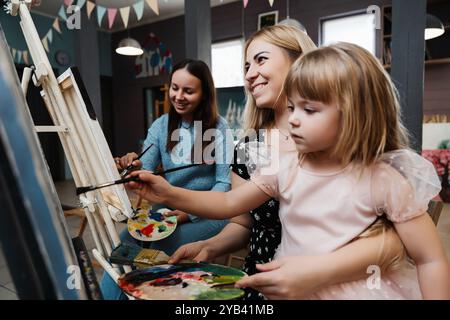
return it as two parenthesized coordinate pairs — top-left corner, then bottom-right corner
(115, 152), (142, 172)
(126, 170), (173, 205)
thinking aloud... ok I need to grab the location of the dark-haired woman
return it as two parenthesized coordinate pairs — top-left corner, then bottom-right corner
(100, 59), (231, 299)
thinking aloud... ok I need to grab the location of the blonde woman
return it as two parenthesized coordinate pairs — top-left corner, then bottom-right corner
(168, 28), (405, 300)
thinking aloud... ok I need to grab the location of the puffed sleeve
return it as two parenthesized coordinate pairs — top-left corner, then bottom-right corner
(246, 141), (280, 198)
(371, 149), (442, 223)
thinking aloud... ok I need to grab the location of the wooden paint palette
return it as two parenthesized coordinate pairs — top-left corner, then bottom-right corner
(127, 209), (177, 242)
(118, 263), (246, 300)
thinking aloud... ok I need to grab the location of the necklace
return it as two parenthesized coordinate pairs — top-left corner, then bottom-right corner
(278, 129), (290, 140)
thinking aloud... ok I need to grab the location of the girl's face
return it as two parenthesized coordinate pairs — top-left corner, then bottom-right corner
(287, 93), (341, 155)
(244, 39), (292, 109)
(169, 68), (203, 119)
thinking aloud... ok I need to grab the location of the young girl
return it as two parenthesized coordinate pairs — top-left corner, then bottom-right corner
(127, 43), (450, 299)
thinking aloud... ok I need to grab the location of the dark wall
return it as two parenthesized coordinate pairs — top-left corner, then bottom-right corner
(111, 16), (185, 155)
(111, 0), (449, 155)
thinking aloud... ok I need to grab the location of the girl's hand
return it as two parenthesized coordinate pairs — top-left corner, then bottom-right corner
(234, 255), (329, 300)
(169, 240), (216, 264)
(164, 210), (190, 224)
(115, 152), (142, 172)
(126, 170), (172, 204)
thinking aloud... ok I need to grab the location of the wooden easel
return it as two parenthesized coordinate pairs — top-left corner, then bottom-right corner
(154, 84), (170, 118)
(9, 0), (132, 285)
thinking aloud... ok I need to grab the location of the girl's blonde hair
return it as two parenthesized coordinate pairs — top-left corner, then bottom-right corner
(285, 42), (410, 167)
(243, 25), (317, 133)
(286, 42), (412, 270)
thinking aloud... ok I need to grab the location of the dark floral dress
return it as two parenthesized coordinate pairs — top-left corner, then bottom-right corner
(230, 133), (282, 300)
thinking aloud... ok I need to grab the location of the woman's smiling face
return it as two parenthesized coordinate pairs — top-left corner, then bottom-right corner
(169, 68), (203, 119)
(244, 39), (292, 110)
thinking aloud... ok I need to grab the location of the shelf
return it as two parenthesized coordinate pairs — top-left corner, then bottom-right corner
(383, 58), (450, 69)
(425, 57), (450, 65)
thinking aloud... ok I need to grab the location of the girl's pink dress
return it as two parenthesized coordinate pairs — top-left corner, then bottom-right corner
(249, 147), (441, 299)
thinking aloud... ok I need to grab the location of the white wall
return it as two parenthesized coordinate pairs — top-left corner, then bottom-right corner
(422, 123), (450, 150)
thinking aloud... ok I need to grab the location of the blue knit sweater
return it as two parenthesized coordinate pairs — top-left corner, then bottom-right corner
(140, 114), (232, 221)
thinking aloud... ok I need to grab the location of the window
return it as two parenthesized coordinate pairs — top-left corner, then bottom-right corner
(211, 39), (244, 88)
(320, 11), (377, 55)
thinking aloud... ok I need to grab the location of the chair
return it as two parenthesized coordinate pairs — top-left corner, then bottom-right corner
(64, 208), (88, 238)
(427, 200), (444, 226)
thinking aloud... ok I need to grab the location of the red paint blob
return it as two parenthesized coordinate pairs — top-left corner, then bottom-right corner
(141, 224), (154, 236)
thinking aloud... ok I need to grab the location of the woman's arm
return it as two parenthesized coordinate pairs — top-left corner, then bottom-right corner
(170, 172), (254, 262)
(170, 215), (252, 263)
(128, 170), (270, 219)
(394, 213), (450, 299)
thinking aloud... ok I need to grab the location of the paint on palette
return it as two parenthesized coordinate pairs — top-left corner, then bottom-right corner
(118, 263), (247, 300)
(128, 209), (177, 242)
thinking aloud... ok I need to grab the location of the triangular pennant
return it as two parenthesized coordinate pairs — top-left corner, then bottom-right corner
(42, 38), (49, 52)
(107, 8), (118, 29)
(58, 5), (67, 21)
(268, 0), (274, 6)
(23, 51), (29, 65)
(53, 18), (62, 34)
(243, 0), (249, 8)
(77, 0), (86, 10)
(64, 0), (74, 6)
(47, 29), (53, 43)
(17, 50), (22, 63)
(146, 0), (159, 15)
(119, 7), (130, 28)
(133, 0), (145, 21)
(96, 6), (107, 26)
(12, 48), (16, 60)
(87, 1), (95, 19)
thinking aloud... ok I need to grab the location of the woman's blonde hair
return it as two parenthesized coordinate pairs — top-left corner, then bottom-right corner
(285, 42), (410, 167)
(243, 25), (317, 133)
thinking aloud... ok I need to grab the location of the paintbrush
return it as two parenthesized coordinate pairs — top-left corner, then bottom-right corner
(120, 143), (154, 178)
(76, 176), (141, 195)
(76, 162), (207, 195)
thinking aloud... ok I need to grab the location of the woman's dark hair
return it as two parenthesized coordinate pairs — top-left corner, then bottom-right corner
(166, 59), (219, 158)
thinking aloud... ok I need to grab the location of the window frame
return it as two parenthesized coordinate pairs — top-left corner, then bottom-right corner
(319, 9), (381, 59)
(211, 37), (245, 89)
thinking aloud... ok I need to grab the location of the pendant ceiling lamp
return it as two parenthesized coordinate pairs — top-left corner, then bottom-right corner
(115, 37), (143, 56)
(425, 14), (445, 40)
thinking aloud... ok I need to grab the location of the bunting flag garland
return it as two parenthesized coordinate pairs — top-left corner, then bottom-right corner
(46, 29), (53, 43)
(23, 51), (29, 65)
(53, 18), (62, 34)
(42, 37), (49, 52)
(146, 0), (159, 15)
(87, 0), (95, 18)
(8, 3), (66, 64)
(120, 7), (131, 29)
(96, 5), (107, 27)
(107, 8), (118, 29)
(58, 5), (67, 21)
(133, 0), (145, 21)
(78, 0), (161, 29)
(76, 0), (87, 10)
